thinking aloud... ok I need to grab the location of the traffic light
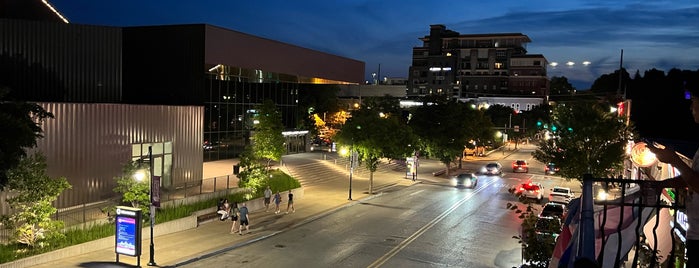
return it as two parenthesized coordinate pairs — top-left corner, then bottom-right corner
(536, 121), (542, 128)
(551, 125), (557, 132)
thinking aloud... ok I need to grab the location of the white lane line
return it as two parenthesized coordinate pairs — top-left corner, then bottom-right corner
(366, 178), (498, 268)
(409, 189), (425, 196)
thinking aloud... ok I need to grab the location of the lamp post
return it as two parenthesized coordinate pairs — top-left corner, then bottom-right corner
(146, 146), (156, 266)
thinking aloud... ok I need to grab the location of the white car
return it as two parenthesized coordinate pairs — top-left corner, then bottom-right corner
(515, 182), (545, 201)
(549, 186), (575, 204)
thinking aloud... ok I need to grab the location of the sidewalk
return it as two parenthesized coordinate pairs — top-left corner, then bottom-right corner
(20, 156), (426, 268)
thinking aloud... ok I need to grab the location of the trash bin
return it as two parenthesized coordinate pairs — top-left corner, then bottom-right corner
(233, 164), (240, 175)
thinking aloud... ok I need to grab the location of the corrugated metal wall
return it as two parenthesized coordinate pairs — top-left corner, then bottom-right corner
(17, 103), (204, 210)
(0, 19), (123, 103)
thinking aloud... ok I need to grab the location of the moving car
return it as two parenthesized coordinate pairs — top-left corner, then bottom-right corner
(451, 173), (478, 188)
(544, 162), (559, 175)
(512, 160), (529, 173)
(549, 186), (575, 204)
(481, 162), (503, 176)
(515, 182), (545, 201)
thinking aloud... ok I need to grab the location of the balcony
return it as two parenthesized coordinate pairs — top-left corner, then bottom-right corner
(557, 175), (686, 267)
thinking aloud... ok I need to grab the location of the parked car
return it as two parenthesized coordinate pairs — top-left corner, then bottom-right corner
(512, 160), (529, 173)
(535, 216), (562, 238)
(514, 182), (545, 201)
(549, 186), (575, 204)
(539, 202), (566, 219)
(544, 162), (559, 175)
(480, 162), (503, 176)
(450, 173), (478, 188)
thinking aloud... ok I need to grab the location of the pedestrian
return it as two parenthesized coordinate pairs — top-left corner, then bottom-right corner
(273, 191), (282, 214)
(238, 202), (250, 235)
(286, 190), (295, 214)
(264, 186), (272, 212)
(217, 198), (230, 221)
(229, 202), (239, 234)
(647, 86), (699, 268)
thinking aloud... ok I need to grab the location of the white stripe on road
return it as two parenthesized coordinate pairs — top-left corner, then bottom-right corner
(366, 178), (498, 268)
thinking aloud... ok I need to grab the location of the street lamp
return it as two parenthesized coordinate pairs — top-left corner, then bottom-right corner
(135, 146), (157, 266)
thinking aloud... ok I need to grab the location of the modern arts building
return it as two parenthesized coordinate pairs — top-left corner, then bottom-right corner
(0, 0), (364, 209)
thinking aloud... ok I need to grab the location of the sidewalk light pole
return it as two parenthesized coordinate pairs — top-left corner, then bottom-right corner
(147, 146), (156, 266)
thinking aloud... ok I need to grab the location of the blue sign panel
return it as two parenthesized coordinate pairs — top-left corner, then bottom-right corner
(115, 206), (142, 257)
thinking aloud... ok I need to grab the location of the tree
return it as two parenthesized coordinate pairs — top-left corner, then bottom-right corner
(113, 161), (151, 212)
(1, 153), (71, 248)
(0, 87), (54, 190)
(507, 201), (558, 268)
(237, 145), (269, 194)
(532, 101), (634, 181)
(251, 99), (286, 169)
(334, 96), (416, 194)
(549, 76), (576, 96)
(409, 97), (473, 176)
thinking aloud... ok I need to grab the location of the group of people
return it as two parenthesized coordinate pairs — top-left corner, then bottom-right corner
(216, 186), (296, 235)
(216, 198), (250, 235)
(264, 186), (295, 214)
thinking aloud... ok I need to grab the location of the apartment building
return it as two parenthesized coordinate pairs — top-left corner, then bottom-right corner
(408, 24), (549, 99)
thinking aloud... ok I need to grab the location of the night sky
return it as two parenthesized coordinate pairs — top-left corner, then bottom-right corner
(49, 0), (699, 89)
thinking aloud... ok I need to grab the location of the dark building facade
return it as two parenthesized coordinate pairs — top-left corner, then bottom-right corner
(408, 24), (549, 99)
(120, 24), (364, 161)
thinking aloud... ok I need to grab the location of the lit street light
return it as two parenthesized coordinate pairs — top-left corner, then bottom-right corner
(135, 146), (157, 266)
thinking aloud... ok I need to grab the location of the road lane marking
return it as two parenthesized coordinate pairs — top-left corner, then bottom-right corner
(366, 178), (498, 268)
(409, 189), (425, 196)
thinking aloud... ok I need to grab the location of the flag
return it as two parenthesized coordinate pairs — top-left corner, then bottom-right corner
(550, 197), (581, 268)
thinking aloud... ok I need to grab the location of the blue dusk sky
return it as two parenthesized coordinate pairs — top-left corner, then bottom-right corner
(49, 0), (699, 89)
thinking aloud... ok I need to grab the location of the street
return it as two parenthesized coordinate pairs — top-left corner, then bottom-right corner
(180, 144), (581, 268)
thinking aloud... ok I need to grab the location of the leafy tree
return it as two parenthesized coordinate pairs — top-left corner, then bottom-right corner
(409, 96), (473, 176)
(297, 84), (340, 135)
(549, 76), (576, 96)
(251, 99), (286, 169)
(1, 153), (71, 248)
(532, 101), (634, 181)
(334, 96), (416, 193)
(112, 161), (151, 213)
(0, 87), (54, 190)
(508, 201), (558, 268)
(237, 145), (269, 195)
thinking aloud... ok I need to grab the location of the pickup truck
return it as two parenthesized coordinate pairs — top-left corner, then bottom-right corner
(549, 186), (575, 204)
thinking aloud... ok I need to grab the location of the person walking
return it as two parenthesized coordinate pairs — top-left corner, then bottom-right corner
(229, 202), (239, 234)
(264, 186), (272, 212)
(286, 190), (295, 214)
(237, 203), (250, 235)
(647, 86), (699, 268)
(273, 191), (282, 214)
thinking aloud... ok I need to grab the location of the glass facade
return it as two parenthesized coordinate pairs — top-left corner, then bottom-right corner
(203, 65), (302, 162)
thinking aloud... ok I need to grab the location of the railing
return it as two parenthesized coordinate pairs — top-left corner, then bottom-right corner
(571, 174), (687, 268)
(0, 174), (238, 244)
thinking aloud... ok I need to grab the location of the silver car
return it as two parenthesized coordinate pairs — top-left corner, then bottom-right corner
(480, 162), (502, 176)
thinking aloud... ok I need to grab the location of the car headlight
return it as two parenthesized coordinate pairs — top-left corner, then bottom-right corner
(464, 180), (472, 187)
(450, 178), (457, 186)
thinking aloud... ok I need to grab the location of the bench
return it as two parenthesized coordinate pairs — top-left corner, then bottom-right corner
(196, 208), (223, 225)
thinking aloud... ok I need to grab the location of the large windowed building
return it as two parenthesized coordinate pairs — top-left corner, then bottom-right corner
(408, 24), (549, 99)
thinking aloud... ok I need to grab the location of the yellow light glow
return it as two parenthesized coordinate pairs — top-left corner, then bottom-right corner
(597, 190), (608, 200)
(630, 142), (658, 167)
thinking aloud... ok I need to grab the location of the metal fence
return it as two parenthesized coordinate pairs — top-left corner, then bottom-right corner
(0, 174), (238, 244)
(574, 175), (687, 268)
